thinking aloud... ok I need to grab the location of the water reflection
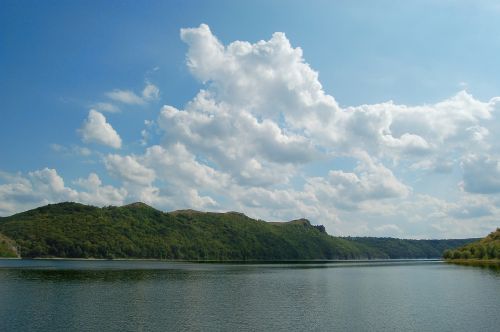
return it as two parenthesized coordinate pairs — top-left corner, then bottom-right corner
(445, 260), (500, 272)
(10, 269), (192, 282)
(1, 259), (499, 282)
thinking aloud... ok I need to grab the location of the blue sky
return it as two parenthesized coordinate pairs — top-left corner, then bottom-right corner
(1, 1), (500, 238)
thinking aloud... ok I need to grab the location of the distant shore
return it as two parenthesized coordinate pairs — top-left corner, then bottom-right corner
(444, 259), (500, 267)
(0, 257), (445, 264)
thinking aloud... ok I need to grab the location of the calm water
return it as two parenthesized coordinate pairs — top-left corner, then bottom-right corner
(0, 259), (499, 332)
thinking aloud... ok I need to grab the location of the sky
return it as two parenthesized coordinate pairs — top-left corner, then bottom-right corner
(1, 1), (500, 238)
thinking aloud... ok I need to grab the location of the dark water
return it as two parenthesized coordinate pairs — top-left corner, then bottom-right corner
(0, 260), (499, 331)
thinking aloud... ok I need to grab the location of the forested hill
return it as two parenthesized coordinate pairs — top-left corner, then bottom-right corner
(443, 228), (500, 261)
(345, 237), (477, 259)
(0, 202), (475, 260)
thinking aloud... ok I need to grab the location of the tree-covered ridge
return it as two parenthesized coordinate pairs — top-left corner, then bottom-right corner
(0, 202), (476, 260)
(0, 202), (372, 260)
(443, 228), (500, 260)
(345, 237), (477, 259)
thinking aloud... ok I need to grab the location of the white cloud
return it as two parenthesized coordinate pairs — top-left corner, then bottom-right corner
(306, 153), (410, 210)
(92, 102), (120, 113)
(461, 154), (500, 194)
(105, 82), (160, 105)
(143, 144), (229, 189)
(106, 89), (145, 105)
(104, 154), (156, 186)
(142, 82), (160, 101)
(73, 173), (127, 206)
(148, 24), (500, 237)
(157, 97), (313, 187)
(158, 23), (327, 187)
(50, 144), (92, 157)
(102, 144), (225, 210)
(232, 185), (325, 224)
(374, 224), (403, 236)
(74, 172), (102, 190)
(180, 24), (339, 123)
(0, 169), (126, 216)
(176, 24), (499, 169)
(391, 194), (499, 238)
(29, 168), (72, 195)
(79, 110), (122, 149)
(140, 120), (155, 146)
(410, 158), (454, 173)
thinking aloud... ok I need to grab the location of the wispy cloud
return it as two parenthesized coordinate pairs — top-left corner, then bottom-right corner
(106, 89), (145, 105)
(50, 144), (92, 156)
(91, 102), (120, 113)
(105, 82), (160, 105)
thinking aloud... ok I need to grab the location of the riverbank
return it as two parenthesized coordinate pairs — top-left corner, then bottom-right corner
(445, 259), (500, 267)
(0, 257), (444, 264)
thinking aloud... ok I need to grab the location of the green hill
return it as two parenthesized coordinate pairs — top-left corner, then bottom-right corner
(443, 228), (500, 261)
(0, 202), (475, 260)
(0, 202), (373, 260)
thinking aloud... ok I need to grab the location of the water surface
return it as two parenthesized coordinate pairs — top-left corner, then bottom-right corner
(0, 259), (498, 331)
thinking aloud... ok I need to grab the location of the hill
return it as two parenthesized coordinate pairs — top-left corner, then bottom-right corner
(0, 202), (373, 260)
(443, 228), (500, 261)
(0, 202), (476, 260)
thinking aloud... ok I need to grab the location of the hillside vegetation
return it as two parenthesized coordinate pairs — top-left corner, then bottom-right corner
(0, 232), (18, 258)
(443, 228), (500, 261)
(0, 202), (475, 260)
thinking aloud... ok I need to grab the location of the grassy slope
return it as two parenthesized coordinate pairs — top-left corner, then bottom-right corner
(0, 202), (475, 260)
(443, 228), (500, 261)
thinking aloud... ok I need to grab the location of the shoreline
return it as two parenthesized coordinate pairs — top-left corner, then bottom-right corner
(444, 259), (500, 266)
(0, 257), (444, 264)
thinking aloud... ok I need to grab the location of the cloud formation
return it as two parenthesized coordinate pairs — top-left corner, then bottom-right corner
(461, 154), (500, 194)
(306, 152), (410, 210)
(105, 154), (156, 186)
(0, 169), (126, 216)
(105, 82), (160, 105)
(91, 102), (120, 113)
(106, 89), (145, 105)
(204, 27), (495, 152)
(155, 24), (500, 237)
(2, 24), (500, 239)
(79, 110), (122, 149)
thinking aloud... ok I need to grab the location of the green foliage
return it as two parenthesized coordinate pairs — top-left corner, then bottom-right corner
(443, 228), (500, 261)
(0, 202), (478, 260)
(0, 232), (18, 257)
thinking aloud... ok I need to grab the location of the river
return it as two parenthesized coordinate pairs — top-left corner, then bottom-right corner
(0, 259), (498, 331)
